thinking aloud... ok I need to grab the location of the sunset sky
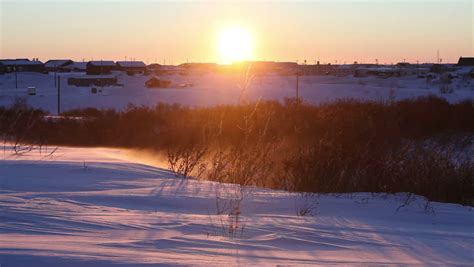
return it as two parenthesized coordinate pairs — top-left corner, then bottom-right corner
(0, 0), (472, 64)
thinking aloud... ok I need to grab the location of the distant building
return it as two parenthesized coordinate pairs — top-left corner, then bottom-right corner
(298, 64), (336, 76)
(147, 63), (161, 71)
(334, 65), (355, 77)
(146, 63), (162, 75)
(155, 65), (185, 75)
(273, 62), (299, 72)
(354, 67), (369, 77)
(0, 59), (44, 73)
(354, 66), (401, 78)
(430, 64), (457, 74)
(396, 62), (410, 67)
(86, 61), (116, 75)
(145, 77), (171, 88)
(394, 63), (431, 77)
(457, 57), (474, 66)
(179, 63), (218, 70)
(68, 76), (118, 87)
(44, 59), (73, 72)
(116, 61), (146, 74)
(369, 67), (401, 78)
(61, 62), (87, 72)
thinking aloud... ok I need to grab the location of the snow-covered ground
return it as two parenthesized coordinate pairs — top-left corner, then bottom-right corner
(0, 72), (472, 114)
(1, 146), (473, 266)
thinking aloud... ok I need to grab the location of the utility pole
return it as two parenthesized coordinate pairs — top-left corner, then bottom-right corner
(57, 76), (61, 116)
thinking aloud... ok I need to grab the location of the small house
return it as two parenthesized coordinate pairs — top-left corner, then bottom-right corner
(354, 67), (370, 77)
(145, 77), (171, 88)
(0, 59), (44, 73)
(335, 65), (355, 77)
(354, 66), (401, 78)
(86, 61), (116, 75)
(44, 59), (73, 72)
(457, 57), (474, 67)
(68, 76), (118, 87)
(147, 63), (161, 71)
(61, 62), (87, 72)
(298, 64), (336, 76)
(430, 64), (457, 74)
(369, 67), (401, 78)
(116, 61), (146, 74)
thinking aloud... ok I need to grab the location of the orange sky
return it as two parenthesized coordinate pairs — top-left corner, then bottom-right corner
(1, 0), (472, 64)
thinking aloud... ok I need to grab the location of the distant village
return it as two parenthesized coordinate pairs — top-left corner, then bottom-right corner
(0, 57), (473, 89)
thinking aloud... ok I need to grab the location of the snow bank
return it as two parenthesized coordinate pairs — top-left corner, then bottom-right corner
(0, 146), (472, 266)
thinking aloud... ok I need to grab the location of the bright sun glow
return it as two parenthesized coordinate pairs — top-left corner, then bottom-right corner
(217, 26), (254, 64)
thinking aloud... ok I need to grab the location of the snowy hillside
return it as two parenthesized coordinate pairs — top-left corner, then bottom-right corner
(0, 146), (472, 266)
(0, 72), (472, 114)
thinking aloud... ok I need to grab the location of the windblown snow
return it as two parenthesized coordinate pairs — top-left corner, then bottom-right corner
(0, 146), (472, 266)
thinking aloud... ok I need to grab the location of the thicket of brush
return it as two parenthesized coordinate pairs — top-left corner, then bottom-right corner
(1, 96), (473, 205)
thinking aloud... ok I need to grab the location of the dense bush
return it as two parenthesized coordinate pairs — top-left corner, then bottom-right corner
(1, 96), (473, 205)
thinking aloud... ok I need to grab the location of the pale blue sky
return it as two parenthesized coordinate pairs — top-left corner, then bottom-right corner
(0, 0), (472, 64)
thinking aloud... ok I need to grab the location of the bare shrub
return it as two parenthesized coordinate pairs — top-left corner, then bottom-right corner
(396, 193), (415, 212)
(209, 184), (247, 238)
(206, 139), (278, 187)
(167, 144), (207, 179)
(206, 88), (280, 237)
(0, 98), (48, 156)
(423, 198), (436, 214)
(294, 192), (319, 216)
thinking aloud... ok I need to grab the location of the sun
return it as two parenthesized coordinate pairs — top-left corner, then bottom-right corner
(217, 26), (254, 64)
